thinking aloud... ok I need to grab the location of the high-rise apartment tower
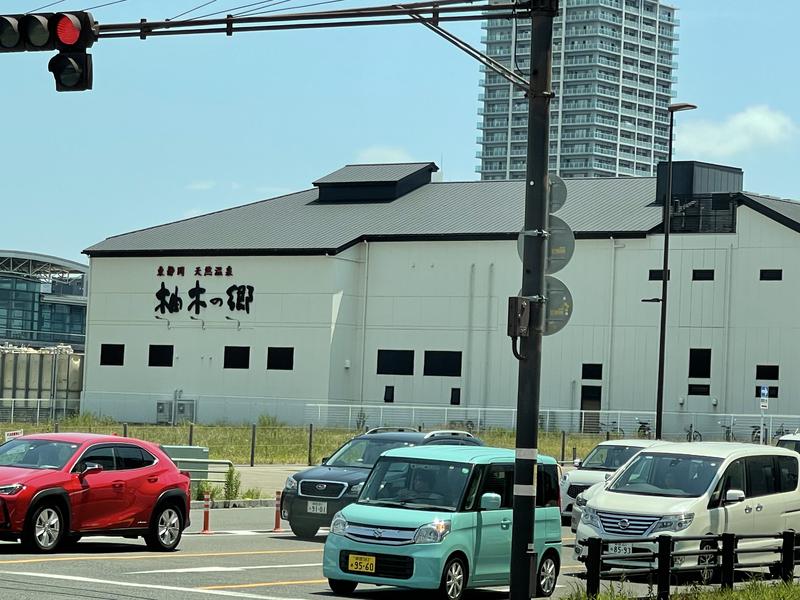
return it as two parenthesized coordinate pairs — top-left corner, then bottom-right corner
(477, 0), (679, 180)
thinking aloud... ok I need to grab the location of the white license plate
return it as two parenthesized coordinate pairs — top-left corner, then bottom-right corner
(307, 501), (327, 514)
(608, 543), (632, 556)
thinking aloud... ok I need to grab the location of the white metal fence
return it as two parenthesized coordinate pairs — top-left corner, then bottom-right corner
(0, 397), (80, 423)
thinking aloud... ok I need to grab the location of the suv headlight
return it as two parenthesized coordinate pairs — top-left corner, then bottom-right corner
(575, 493), (587, 508)
(0, 483), (24, 496)
(284, 476), (298, 491)
(414, 519), (451, 544)
(654, 513), (694, 532)
(331, 512), (348, 536)
(581, 506), (600, 527)
(348, 482), (363, 495)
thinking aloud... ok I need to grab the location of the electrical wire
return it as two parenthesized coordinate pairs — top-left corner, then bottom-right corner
(168, 0), (219, 21)
(234, 0), (344, 16)
(83, 0), (132, 9)
(27, 0), (66, 12)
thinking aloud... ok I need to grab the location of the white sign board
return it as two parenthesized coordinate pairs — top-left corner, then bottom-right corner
(760, 398), (769, 411)
(4, 429), (23, 443)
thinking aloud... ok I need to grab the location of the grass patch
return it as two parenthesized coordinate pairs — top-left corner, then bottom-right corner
(564, 581), (800, 599)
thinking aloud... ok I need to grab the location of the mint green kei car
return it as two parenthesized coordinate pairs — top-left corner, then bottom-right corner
(323, 446), (562, 600)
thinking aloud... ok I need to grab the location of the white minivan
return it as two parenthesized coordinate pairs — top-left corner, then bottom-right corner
(575, 442), (800, 570)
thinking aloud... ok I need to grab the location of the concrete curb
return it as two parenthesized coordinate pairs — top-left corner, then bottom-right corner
(190, 499), (276, 510)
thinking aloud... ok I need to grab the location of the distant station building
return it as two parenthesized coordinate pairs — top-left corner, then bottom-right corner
(82, 162), (800, 432)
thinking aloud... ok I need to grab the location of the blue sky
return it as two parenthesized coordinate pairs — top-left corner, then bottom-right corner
(2, 0), (797, 263)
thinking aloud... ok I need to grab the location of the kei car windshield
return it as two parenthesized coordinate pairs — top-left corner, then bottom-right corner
(608, 452), (720, 497)
(326, 438), (414, 469)
(359, 457), (472, 512)
(581, 444), (643, 471)
(0, 439), (79, 470)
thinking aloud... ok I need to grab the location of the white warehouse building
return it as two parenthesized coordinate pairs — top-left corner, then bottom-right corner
(82, 162), (800, 435)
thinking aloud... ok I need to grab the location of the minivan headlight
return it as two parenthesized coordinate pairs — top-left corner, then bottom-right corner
(0, 483), (24, 496)
(581, 506), (600, 527)
(414, 519), (451, 544)
(575, 493), (587, 508)
(331, 512), (348, 536)
(654, 513), (694, 532)
(284, 476), (298, 491)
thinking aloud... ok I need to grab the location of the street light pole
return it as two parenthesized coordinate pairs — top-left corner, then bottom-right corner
(654, 102), (697, 440)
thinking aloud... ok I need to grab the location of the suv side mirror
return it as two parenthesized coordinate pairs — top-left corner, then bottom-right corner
(79, 462), (103, 479)
(724, 489), (745, 504)
(480, 492), (502, 510)
(321, 456), (330, 465)
(573, 458), (582, 468)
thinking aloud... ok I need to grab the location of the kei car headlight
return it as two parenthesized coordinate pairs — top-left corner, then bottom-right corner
(581, 506), (600, 527)
(284, 476), (298, 491)
(414, 519), (451, 544)
(331, 512), (348, 536)
(575, 493), (587, 508)
(348, 482), (363, 495)
(0, 483), (24, 496)
(654, 513), (694, 532)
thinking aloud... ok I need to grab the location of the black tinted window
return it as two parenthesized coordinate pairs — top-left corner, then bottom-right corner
(778, 456), (799, 493)
(116, 445), (155, 469)
(78, 447), (115, 471)
(712, 459), (745, 506)
(482, 465), (513, 508)
(746, 455), (778, 497)
(537, 464), (559, 508)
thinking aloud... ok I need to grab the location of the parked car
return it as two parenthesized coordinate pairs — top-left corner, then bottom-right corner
(0, 433), (190, 552)
(560, 439), (664, 521)
(574, 442), (800, 573)
(570, 482), (604, 534)
(323, 445), (562, 600)
(776, 433), (800, 453)
(282, 427), (482, 538)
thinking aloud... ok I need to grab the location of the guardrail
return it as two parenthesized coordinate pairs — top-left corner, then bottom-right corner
(584, 531), (798, 599)
(169, 457), (234, 484)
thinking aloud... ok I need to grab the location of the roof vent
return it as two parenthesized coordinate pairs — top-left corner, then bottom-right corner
(313, 162), (438, 203)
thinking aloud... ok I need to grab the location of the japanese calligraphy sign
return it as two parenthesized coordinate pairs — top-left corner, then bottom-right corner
(153, 264), (253, 316)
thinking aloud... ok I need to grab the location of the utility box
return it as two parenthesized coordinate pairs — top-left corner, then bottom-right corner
(161, 445), (209, 483)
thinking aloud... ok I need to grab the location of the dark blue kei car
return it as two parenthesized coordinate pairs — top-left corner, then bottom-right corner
(281, 427), (482, 538)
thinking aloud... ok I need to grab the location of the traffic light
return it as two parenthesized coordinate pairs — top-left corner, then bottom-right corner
(0, 12), (97, 91)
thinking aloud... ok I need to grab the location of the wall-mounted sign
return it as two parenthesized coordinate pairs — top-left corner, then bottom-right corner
(155, 276), (255, 315)
(156, 265), (235, 277)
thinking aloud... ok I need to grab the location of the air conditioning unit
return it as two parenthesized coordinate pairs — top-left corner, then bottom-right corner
(175, 399), (195, 424)
(156, 401), (173, 425)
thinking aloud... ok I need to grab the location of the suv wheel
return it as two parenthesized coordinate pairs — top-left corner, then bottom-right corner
(23, 504), (64, 553)
(439, 555), (467, 600)
(535, 552), (559, 597)
(145, 504), (183, 551)
(328, 578), (357, 595)
(289, 520), (319, 539)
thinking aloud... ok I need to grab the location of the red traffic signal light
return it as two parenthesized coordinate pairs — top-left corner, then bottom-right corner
(0, 12), (95, 52)
(56, 14), (82, 46)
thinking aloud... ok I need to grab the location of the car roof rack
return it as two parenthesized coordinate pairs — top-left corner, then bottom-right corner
(364, 427), (420, 434)
(424, 430), (475, 439)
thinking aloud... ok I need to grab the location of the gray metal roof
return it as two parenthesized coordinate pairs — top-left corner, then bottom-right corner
(313, 162), (437, 185)
(84, 175), (665, 256)
(742, 193), (800, 232)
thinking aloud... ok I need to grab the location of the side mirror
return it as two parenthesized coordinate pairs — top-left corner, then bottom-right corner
(573, 459), (582, 468)
(321, 456), (330, 465)
(724, 489), (745, 504)
(604, 473), (612, 481)
(79, 463), (103, 478)
(480, 492), (502, 510)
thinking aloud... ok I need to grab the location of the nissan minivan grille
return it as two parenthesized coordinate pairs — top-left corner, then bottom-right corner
(299, 480), (347, 498)
(597, 511), (660, 536)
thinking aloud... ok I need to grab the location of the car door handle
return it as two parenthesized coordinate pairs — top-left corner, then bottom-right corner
(755, 504), (764, 512)
(147, 477), (159, 483)
(112, 481), (125, 490)
(500, 518), (511, 529)
(744, 505), (753, 514)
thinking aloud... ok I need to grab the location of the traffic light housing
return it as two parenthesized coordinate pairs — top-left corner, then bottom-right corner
(0, 12), (96, 91)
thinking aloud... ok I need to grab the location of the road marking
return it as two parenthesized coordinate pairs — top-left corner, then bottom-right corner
(0, 548), (322, 565)
(0, 571), (310, 599)
(128, 562), (322, 575)
(200, 579), (328, 590)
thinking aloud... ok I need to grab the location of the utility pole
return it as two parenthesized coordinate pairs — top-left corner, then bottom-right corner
(509, 2), (558, 599)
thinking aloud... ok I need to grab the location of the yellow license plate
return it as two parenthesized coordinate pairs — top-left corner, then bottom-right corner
(348, 554), (376, 573)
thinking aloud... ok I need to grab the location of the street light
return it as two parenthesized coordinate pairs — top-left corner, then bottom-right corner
(654, 102), (697, 440)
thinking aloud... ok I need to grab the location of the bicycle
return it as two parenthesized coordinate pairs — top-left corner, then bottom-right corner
(751, 425), (768, 444)
(598, 420), (625, 436)
(772, 423), (788, 440)
(685, 423), (702, 442)
(719, 419), (736, 442)
(635, 418), (652, 439)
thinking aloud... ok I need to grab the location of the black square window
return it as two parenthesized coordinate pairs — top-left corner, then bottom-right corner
(384, 385), (395, 403)
(649, 269), (670, 281)
(423, 351), (462, 377)
(755, 386), (779, 399)
(756, 365), (779, 380)
(688, 384), (710, 396)
(267, 347), (294, 370)
(688, 348), (711, 378)
(692, 269), (714, 281)
(100, 344), (124, 366)
(582, 363), (602, 380)
(760, 269), (782, 281)
(450, 388), (461, 406)
(377, 350), (414, 375)
(148, 345), (174, 367)
(224, 346), (250, 369)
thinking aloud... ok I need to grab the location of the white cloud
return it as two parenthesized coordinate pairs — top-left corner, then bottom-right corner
(675, 105), (796, 159)
(355, 145), (414, 164)
(185, 180), (216, 191)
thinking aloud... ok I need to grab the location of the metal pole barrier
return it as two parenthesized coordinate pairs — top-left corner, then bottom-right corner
(307, 423), (314, 466)
(605, 431), (610, 441)
(123, 422), (128, 437)
(273, 491), (283, 532)
(721, 533), (736, 589)
(657, 535), (671, 600)
(189, 422), (194, 446)
(572, 447), (577, 462)
(585, 537), (601, 599)
(54, 422), (59, 433)
(781, 530), (795, 582)
(201, 492), (211, 534)
(560, 431), (566, 462)
(250, 423), (257, 467)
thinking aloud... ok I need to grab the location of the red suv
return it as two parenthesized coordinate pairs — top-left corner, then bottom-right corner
(0, 433), (190, 552)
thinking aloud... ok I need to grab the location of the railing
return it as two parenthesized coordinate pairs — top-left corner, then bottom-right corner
(585, 531), (797, 599)
(0, 397), (80, 423)
(170, 457), (234, 484)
